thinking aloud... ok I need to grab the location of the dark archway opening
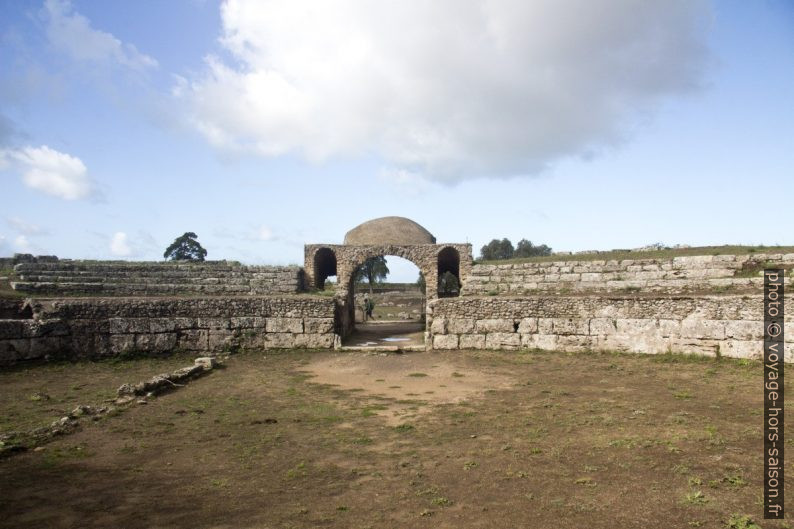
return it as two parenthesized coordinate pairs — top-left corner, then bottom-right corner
(437, 246), (461, 297)
(343, 255), (425, 348)
(313, 247), (337, 290)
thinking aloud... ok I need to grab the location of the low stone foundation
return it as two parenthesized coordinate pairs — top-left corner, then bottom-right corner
(428, 295), (793, 360)
(2, 291), (792, 366)
(0, 296), (336, 366)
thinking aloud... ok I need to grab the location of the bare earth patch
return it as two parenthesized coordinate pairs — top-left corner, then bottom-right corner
(302, 352), (515, 424)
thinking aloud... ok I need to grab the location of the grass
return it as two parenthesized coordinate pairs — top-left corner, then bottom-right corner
(0, 353), (198, 435)
(476, 244), (794, 265)
(0, 348), (788, 528)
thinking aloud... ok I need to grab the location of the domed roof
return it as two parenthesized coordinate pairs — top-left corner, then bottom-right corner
(344, 217), (436, 245)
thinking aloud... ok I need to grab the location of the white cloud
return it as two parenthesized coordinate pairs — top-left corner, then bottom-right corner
(6, 217), (45, 236)
(13, 235), (32, 253)
(179, 0), (711, 183)
(109, 232), (132, 257)
(41, 0), (157, 71)
(108, 231), (159, 258)
(3, 145), (97, 200)
(256, 225), (274, 241)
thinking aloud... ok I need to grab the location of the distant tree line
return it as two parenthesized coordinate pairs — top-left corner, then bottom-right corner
(479, 238), (552, 261)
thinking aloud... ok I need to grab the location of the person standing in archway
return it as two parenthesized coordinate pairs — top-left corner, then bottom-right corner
(366, 297), (375, 320)
(362, 295), (370, 322)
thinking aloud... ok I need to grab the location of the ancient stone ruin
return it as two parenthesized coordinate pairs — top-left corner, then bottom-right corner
(0, 216), (792, 366)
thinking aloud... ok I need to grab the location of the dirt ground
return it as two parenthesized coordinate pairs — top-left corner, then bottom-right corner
(0, 349), (791, 529)
(343, 321), (425, 348)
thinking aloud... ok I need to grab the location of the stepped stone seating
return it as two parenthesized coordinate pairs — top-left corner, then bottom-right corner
(10, 260), (304, 297)
(464, 253), (794, 295)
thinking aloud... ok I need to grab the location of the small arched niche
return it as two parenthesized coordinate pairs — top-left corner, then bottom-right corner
(313, 247), (337, 290)
(437, 246), (461, 297)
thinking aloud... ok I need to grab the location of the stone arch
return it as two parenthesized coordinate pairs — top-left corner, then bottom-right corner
(333, 245), (437, 338)
(304, 218), (472, 344)
(437, 246), (461, 297)
(312, 247), (337, 290)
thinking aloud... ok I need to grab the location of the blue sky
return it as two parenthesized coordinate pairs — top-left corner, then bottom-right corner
(0, 0), (792, 281)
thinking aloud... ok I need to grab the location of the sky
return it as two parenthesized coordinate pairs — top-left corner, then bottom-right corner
(0, 0), (792, 282)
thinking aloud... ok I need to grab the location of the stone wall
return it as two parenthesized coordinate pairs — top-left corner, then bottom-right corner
(0, 296), (335, 366)
(465, 253), (794, 295)
(10, 260), (304, 296)
(428, 295), (793, 361)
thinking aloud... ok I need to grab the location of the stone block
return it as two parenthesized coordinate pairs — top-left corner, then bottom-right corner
(486, 332), (521, 349)
(109, 318), (147, 334)
(208, 330), (236, 352)
(589, 318), (616, 335)
(197, 318), (231, 331)
(109, 334), (135, 354)
(555, 335), (593, 352)
(294, 333), (334, 349)
(0, 320), (24, 340)
(433, 334), (459, 349)
(724, 320), (761, 341)
(303, 318), (335, 334)
(552, 318), (588, 335)
(616, 319), (658, 335)
(522, 334), (556, 350)
(149, 319), (179, 333)
(178, 330), (208, 351)
(721, 340), (762, 360)
(658, 320), (681, 337)
(670, 338), (721, 357)
(230, 316), (266, 329)
(430, 317), (447, 334)
(194, 356), (217, 369)
(459, 334), (486, 349)
(135, 333), (178, 353)
(517, 318), (538, 334)
(447, 318), (475, 334)
(680, 319), (725, 340)
(264, 333), (295, 348)
(538, 318), (554, 334)
(475, 319), (514, 333)
(266, 318), (303, 333)
(27, 336), (66, 358)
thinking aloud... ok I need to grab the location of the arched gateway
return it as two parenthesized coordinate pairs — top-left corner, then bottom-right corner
(304, 217), (472, 341)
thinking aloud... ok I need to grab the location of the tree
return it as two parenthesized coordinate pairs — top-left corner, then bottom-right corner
(480, 238), (514, 260)
(515, 239), (553, 258)
(354, 256), (389, 294)
(163, 232), (208, 262)
(416, 271), (426, 295)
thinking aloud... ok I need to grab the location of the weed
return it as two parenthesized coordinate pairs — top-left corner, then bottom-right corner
(726, 514), (761, 529)
(685, 491), (707, 505)
(723, 474), (746, 488)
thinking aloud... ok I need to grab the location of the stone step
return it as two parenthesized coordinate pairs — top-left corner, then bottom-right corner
(18, 274), (298, 285)
(10, 281), (300, 295)
(337, 345), (425, 352)
(13, 262), (300, 274)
